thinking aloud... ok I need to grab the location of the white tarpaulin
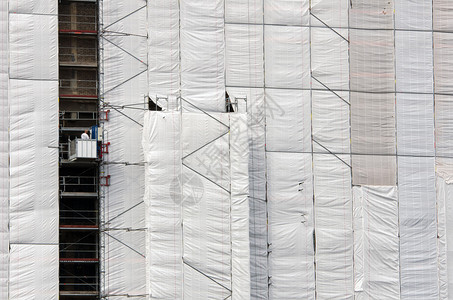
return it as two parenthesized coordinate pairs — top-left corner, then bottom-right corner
(7, 1), (59, 299)
(180, 0), (225, 111)
(101, 0), (148, 297)
(353, 186), (400, 299)
(399, 157), (439, 299)
(267, 152), (315, 300)
(9, 244), (59, 300)
(0, 2), (8, 297)
(143, 111), (250, 300)
(148, 0), (180, 104)
(437, 176), (453, 298)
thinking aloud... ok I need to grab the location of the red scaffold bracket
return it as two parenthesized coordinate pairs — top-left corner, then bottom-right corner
(101, 142), (110, 155)
(100, 110), (110, 121)
(100, 175), (111, 187)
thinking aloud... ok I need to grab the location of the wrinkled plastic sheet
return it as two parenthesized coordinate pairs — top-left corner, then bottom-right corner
(350, 0), (394, 30)
(225, 0), (263, 24)
(399, 157), (439, 299)
(148, 0), (180, 103)
(350, 29), (395, 93)
(9, 80), (59, 244)
(351, 92), (396, 185)
(10, 244), (59, 300)
(434, 32), (453, 95)
(101, 0), (148, 296)
(265, 89), (311, 153)
(143, 111), (250, 300)
(180, 0), (225, 112)
(436, 176), (453, 298)
(314, 154), (353, 299)
(8, 13), (58, 80)
(311, 0), (349, 28)
(435, 95), (453, 158)
(311, 27), (349, 91)
(264, 26), (310, 89)
(396, 0), (432, 30)
(0, 3), (8, 298)
(226, 24), (264, 88)
(226, 87), (267, 300)
(353, 186), (400, 299)
(434, 0), (453, 31)
(396, 31), (433, 94)
(264, 0), (309, 26)
(7, 3), (59, 298)
(267, 152), (315, 300)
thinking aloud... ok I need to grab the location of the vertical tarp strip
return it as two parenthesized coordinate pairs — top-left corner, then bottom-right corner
(399, 157), (438, 299)
(230, 114), (251, 300)
(437, 177), (453, 298)
(148, 0), (180, 106)
(225, 2), (267, 298)
(181, 113), (231, 300)
(266, 152), (315, 300)
(143, 112), (183, 299)
(310, 1), (353, 299)
(434, 2), (453, 298)
(8, 1), (59, 298)
(353, 186), (400, 299)
(180, 0), (225, 111)
(0, 0), (8, 297)
(349, 0), (396, 186)
(101, 0), (148, 297)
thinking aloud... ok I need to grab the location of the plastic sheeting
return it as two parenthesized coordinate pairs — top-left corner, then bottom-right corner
(101, 0), (147, 297)
(353, 186), (400, 299)
(148, 0), (180, 104)
(264, 26), (310, 89)
(399, 157), (439, 299)
(143, 111), (250, 300)
(180, 1), (225, 111)
(225, 3), (267, 296)
(142, 112), (183, 299)
(9, 80), (59, 244)
(437, 176), (453, 298)
(267, 152), (315, 300)
(225, 0), (263, 24)
(314, 154), (353, 299)
(349, 6), (397, 186)
(265, 89), (311, 153)
(9, 244), (59, 300)
(0, 2), (8, 297)
(9, 13), (58, 80)
(6, 1), (59, 298)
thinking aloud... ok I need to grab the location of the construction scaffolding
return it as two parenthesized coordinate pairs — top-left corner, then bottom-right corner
(1, 0), (453, 299)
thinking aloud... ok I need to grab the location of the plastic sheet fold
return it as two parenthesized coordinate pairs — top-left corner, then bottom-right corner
(264, 26), (310, 89)
(8, 13), (58, 80)
(314, 154), (353, 299)
(226, 24), (264, 88)
(180, 0), (225, 111)
(101, 0), (148, 296)
(143, 111), (250, 300)
(265, 89), (311, 153)
(267, 152), (315, 300)
(264, 0), (309, 26)
(225, 0), (263, 24)
(353, 186), (400, 299)
(399, 157), (439, 299)
(9, 79), (59, 244)
(0, 3), (8, 297)
(437, 176), (453, 298)
(10, 244), (59, 300)
(148, 0), (180, 103)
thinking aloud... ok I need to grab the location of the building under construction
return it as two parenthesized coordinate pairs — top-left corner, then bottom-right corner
(1, 0), (453, 299)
